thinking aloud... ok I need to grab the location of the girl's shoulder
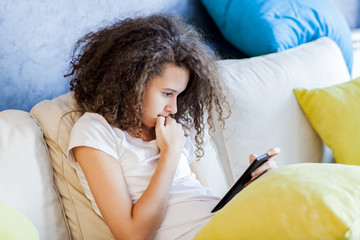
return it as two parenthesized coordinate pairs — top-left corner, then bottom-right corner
(73, 112), (126, 142)
(75, 112), (114, 131)
(77, 112), (108, 125)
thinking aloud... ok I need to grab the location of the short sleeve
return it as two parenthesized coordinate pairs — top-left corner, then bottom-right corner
(67, 113), (119, 168)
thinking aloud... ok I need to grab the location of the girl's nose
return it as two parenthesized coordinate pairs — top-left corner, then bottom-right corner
(165, 99), (177, 114)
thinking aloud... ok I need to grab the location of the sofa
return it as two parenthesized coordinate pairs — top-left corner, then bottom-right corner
(2, 0), (360, 238)
(2, 34), (360, 239)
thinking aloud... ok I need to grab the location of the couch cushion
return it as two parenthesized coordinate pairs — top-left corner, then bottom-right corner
(30, 93), (115, 240)
(212, 37), (350, 184)
(0, 110), (70, 240)
(195, 163), (360, 239)
(294, 77), (360, 166)
(201, 0), (353, 73)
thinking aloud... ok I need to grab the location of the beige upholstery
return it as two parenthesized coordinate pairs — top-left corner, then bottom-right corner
(30, 93), (114, 240)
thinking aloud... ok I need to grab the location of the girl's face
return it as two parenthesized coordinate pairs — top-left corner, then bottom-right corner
(142, 63), (190, 128)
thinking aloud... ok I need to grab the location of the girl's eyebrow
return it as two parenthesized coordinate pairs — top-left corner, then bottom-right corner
(163, 88), (177, 92)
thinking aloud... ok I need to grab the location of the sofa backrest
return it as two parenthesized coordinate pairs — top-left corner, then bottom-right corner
(210, 37), (351, 184)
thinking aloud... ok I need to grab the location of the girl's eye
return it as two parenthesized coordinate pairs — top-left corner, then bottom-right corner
(163, 92), (173, 97)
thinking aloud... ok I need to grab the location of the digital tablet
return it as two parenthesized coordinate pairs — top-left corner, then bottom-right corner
(211, 153), (270, 213)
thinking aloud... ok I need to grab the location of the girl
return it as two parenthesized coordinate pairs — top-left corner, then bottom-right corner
(66, 14), (279, 240)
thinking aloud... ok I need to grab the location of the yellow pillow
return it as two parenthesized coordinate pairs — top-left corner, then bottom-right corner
(0, 202), (39, 240)
(293, 77), (360, 165)
(195, 163), (360, 239)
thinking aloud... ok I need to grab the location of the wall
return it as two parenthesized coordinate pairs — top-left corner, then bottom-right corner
(329, 0), (360, 29)
(0, 0), (217, 111)
(1, 0), (358, 111)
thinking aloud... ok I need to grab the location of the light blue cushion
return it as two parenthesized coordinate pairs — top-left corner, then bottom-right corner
(201, 0), (353, 74)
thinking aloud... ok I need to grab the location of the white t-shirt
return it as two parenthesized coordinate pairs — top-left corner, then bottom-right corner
(67, 112), (220, 240)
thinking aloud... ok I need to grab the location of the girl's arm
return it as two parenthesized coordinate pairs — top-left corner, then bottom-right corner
(74, 116), (185, 240)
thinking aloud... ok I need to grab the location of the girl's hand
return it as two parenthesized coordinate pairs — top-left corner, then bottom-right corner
(155, 116), (185, 155)
(245, 147), (280, 186)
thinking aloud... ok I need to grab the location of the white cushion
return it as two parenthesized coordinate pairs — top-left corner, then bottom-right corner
(213, 37), (351, 183)
(0, 110), (70, 240)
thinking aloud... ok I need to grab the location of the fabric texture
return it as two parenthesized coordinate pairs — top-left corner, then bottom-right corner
(0, 202), (39, 240)
(201, 0), (353, 73)
(30, 93), (115, 240)
(294, 77), (360, 166)
(212, 37), (350, 184)
(0, 110), (70, 240)
(67, 112), (219, 240)
(195, 163), (360, 239)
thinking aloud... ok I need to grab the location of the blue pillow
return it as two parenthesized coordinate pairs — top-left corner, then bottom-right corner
(201, 0), (353, 74)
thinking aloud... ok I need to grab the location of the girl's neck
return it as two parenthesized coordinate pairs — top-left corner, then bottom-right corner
(127, 125), (156, 142)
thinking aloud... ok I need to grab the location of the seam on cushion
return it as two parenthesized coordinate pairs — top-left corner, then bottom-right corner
(29, 112), (73, 240)
(57, 109), (83, 240)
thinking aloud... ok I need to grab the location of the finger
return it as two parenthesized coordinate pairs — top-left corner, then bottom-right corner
(267, 158), (278, 169)
(246, 167), (269, 187)
(156, 116), (165, 129)
(251, 159), (277, 178)
(249, 153), (258, 164)
(244, 177), (257, 188)
(251, 162), (269, 177)
(164, 116), (174, 126)
(266, 147), (281, 157)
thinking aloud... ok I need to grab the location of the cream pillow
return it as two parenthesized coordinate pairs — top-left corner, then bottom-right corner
(30, 93), (115, 240)
(213, 37), (350, 184)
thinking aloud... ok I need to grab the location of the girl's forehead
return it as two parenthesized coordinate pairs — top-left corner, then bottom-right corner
(151, 64), (189, 88)
(149, 76), (187, 90)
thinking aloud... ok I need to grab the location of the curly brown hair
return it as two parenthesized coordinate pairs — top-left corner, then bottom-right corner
(65, 14), (230, 158)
